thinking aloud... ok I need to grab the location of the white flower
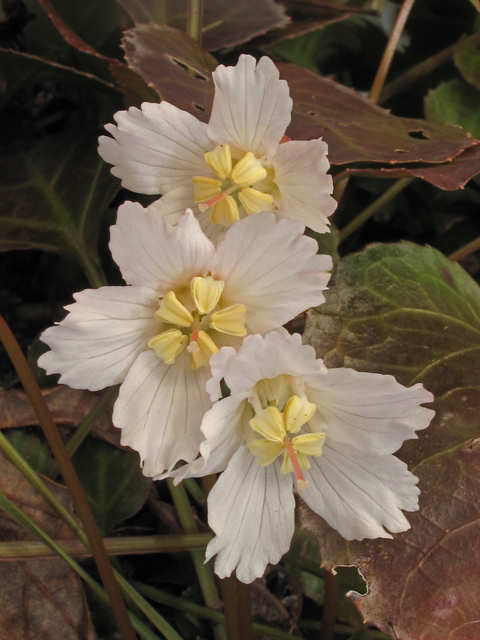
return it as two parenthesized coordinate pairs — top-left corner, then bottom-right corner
(186, 331), (434, 583)
(38, 208), (332, 478)
(98, 54), (337, 242)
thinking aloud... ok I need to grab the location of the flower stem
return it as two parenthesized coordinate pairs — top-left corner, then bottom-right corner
(76, 249), (107, 288)
(379, 31), (480, 103)
(0, 534), (212, 559)
(320, 571), (338, 640)
(0, 421), (185, 640)
(187, 0), (204, 44)
(0, 488), (162, 640)
(0, 315), (136, 640)
(46, 385), (118, 479)
(449, 236), (480, 262)
(168, 479), (225, 640)
(134, 581), (304, 640)
(236, 580), (254, 640)
(219, 577), (242, 640)
(370, 0), (417, 104)
(338, 178), (413, 244)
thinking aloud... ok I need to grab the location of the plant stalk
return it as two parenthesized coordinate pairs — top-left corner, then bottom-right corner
(320, 570), (338, 640)
(449, 236), (480, 262)
(187, 0), (204, 43)
(0, 315), (136, 640)
(338, 178), (413, 244)
(370, 0), (416, 104)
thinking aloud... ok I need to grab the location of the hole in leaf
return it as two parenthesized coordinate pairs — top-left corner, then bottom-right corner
(194, 103), (205, 112)
(308, 111), (317, 116)
(395, 149), (408, 154)
(408, 129), (429, 140)
(171, 57), (207, 81)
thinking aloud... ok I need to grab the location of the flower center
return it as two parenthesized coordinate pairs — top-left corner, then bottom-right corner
(192, 144), (276, 227)
(148, 276), (247, 369)
(247, 391), (325, 490)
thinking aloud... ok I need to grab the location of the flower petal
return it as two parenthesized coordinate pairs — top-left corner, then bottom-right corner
(114, 350), (212, 477)
(146, 189), (226, 244)
(206, 446), (295, 583)
(304, 368), (434, 455)
(301, 441), (420, 540)
(98, 102), (213, 194)
(272, 139), (337, 233)
(38, 287), (158, 391)
(110, 205), (215, 291)
(223, 332), (326, 398)
(212, 213), (332, 333)
(208, 55), (292, 159)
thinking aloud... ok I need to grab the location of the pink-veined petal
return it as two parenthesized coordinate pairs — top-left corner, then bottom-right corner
(110, 206), (215, 291)
(113, 350), (212, 477)
(38, 287), (158, 391)
(98, 101), (213, 194)
(206, 446), (295, 583)
(304, 368), (434, 455)
(212, 213), (332, 333)
(208, 55), (292, 159)
(272, 139), (337, 234)
(301, 441), (420, 540)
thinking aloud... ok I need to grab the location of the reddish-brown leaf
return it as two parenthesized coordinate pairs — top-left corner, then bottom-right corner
(0, 458), (96, 640)
(123, 24), (217, 121)
(333, 143), (480, 190)
(116, 0), (289, 50)
(279, 64), (475, 165)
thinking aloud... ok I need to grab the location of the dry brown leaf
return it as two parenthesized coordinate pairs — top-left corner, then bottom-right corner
(0, 457), (96, 640)
(0, 386), (123, 448)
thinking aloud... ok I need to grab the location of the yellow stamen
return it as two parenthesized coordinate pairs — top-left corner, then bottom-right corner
(148, 329), (187, 364)
(291, 433), (326, 457)
(191, 276), (224, 315)
(238, 187), (274, 214)
(249, 406), (285, 441)
(210, 303), (247, 336)
(284, 396), (317, 434)
(210, 196), (239, 226)
(192, 176), (222, 203)
(230, 152), (267, 187)
(205, 144), (232, 180)
(248, 439), (284, 466)
(190, 330), (219, 369)
(155, 292), (193, 327)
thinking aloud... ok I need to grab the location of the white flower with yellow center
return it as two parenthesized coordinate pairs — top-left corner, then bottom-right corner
(176, 331), (434, 584)
(98, 54), (337, 243)
(38, 206), (332, 478)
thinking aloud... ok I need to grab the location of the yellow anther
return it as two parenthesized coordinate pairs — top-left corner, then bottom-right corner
(148, 329), (187, 364)
(249, 406), (285, 441)
(248, 439), (284, 466)
(210, 196), (239, 226)
(190, 330), (219, 369)
(205, 144), (232, 180)
(230, 152), (267, 187)
(210, 303), (247, 336)
(191, 276), (224, 315)
(238, 187), (274, 214)
(284, 396), (317, 434)
(155, 292), (193, 327)
(281, 449), (310, 475)
(192, 176), (222, 203)
(291, 433), (326, 457)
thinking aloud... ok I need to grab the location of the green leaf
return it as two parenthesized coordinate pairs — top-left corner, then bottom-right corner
(73, 438), (152, 535)
(425, 78), (480, 139)
(4, 431), (53, 475)
(116, 0), (289, 51)
(302, 242), (480, 640)
(0, 133), (119, 282)
(454, 34), (480, 90)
